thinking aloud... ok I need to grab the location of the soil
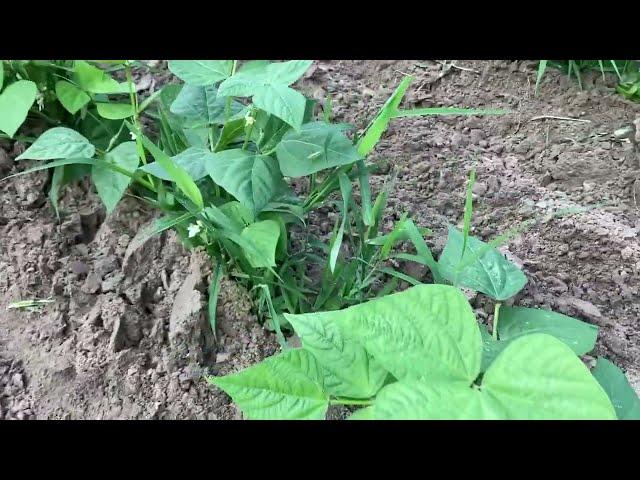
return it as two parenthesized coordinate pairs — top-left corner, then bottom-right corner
(1, 60), (639, 420)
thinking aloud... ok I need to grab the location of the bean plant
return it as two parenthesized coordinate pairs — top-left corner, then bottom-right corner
(3, 59), (638, 420)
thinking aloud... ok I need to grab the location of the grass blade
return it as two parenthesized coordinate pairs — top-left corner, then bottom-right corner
(535, 60), (548, 95)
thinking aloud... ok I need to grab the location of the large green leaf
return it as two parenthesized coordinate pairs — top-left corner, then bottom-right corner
(482, 334), (616, 419)
(0, 80), (37, 138)
(140, 147), (212, 181)
(73, 60), (129, 94)
(498, 306), (598, 355)
(209, 348), (329, 420)
(170, 84), (244, 128)
(336, 284), (481, 382)
(240, 219), (280, 268)
(205, 149), (284, 215)
(275, 122), (362, 177)
(218, 60), (312, 97)
(373, 334), (616, 419)
(592, 357), (640, 420)
(438, 226), (527, 301)
(217, 61), (312, 130)
(168, 60), (233, 86)
(253, 84), (307, 131)
(91, 142), (139, 213)
(284, 311), (388, 398)
(374, 380), (502, 420)
(55, 80), (90, 114)
(16, 127), (95, 160)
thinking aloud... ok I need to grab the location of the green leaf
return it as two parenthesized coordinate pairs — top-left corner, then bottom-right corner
(73, 60), (129, 94)
(218, 60), (312, 97)
(16, 127), (95, 160)
(328, 173), (352, 273)
(347, 407), (375, 420)
(138, 133), (203, 210)
(0, 62), (4, 91)
(96, 102), (135, 120)
(357, 76), (412, 156)
(253, 84), (307, 130)
(0, 80), (37, 138)
(374, 380), (501, 420)
(284, 311), (388, 399)
(91, 142), (139, 213)
(264, 60), (313, 85)
(209, 348), (329, 420)
(218, 61), (312, 130)
(482, 334), (616, 419)
(333, 284), (482, 383)
(373, 334), (616, 419)
(535, 60), (548, 95)
(215, 117), (246, 151)
(168, 60), (233, 86)
(498, 306), (598, 355)
(170, 84), (244, 128)
(55, 80), (90, 114)
(251, 110), (291, 152)
(438, 226), (527, 301)
(140, 147), (212, 181)
(48, 166), (65, 218)
(205, 149), (284, 216)
(240, 220), (280, 268)
(220, 201), (255, 227)
(592, 357), (640, 420)
(276, 122), (362, 177)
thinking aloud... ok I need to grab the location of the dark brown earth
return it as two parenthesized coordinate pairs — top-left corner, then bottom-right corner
(1, 60), (639, 419)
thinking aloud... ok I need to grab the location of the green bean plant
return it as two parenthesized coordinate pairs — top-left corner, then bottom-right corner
(213, 172), (640, 420)
(2, 59), (503, 343)
(0, 59), (159, 214)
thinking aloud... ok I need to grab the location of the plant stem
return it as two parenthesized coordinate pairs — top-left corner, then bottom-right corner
(125, 60), (157, 190)
(492, 302), (502, 341)
(329, 398), (374, 406)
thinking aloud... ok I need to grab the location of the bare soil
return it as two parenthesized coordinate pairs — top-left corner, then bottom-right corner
(1, 60), (638, 419)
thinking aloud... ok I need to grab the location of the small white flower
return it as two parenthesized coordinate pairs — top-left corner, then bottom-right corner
(35, 92), (45, 111)
(244, 111), (255, 127)
(187, 223), (201, 238)
(130, 132), (137, 141)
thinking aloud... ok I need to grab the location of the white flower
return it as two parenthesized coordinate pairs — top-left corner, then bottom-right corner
(35, 92), (45, 111)
(244, 111), (255, 127)
(187, 223), (201, 238)
(130, 132), (137, 141)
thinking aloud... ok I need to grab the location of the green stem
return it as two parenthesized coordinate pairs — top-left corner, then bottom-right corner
(125, 60), (157, 189)
(492, 302), (502, 341)
(329, 398), (374, 406)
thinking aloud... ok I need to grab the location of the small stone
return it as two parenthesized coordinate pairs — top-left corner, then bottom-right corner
(472, 182), (488, 196)
(70, 261), (89, 276)
(82, 272), (102, 294)
(11, 373), (24, 389)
